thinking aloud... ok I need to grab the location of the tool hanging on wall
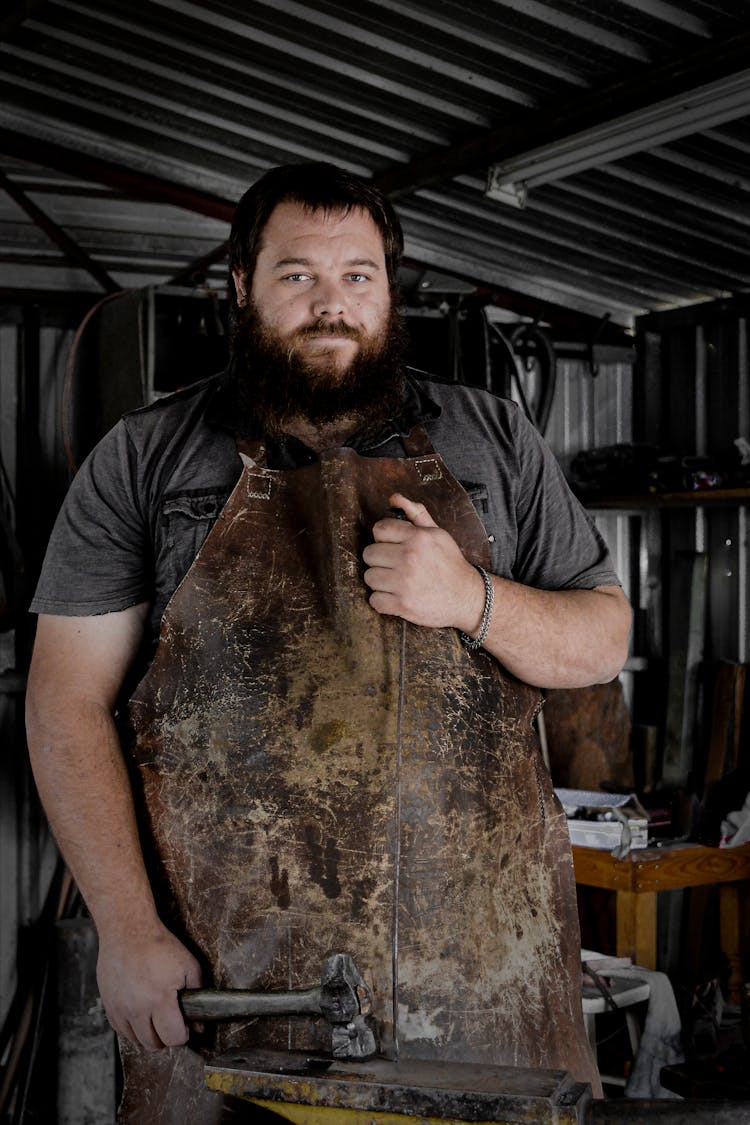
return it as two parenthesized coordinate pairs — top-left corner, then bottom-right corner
(509, 320), (557, 433)
(61, 287), (229, 473)
(485, 315), (556, 434)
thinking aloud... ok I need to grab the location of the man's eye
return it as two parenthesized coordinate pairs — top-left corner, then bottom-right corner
(283, 273), (311, 282)
(347, 273), (369, 283)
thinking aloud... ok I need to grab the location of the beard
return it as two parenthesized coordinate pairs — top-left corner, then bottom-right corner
(230, 299), (409, 438)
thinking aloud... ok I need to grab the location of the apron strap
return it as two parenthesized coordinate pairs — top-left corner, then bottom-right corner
(237, 426), (433, 465)
(237, 429), (434, 464)
(400, 423), (436, 458)
(236, 436), (267, 467)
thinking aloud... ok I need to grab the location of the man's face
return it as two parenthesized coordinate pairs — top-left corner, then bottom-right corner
(234, 201), (392, 380)
(230, 199), (407, 434)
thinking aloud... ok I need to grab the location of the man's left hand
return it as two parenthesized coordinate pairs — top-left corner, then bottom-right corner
(363, 492), (484, 633)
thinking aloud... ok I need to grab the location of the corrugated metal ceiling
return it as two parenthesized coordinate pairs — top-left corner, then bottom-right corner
(1, 0), (749, 330)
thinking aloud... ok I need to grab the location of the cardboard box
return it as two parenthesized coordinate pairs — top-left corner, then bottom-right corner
(554, 788), (649, 856)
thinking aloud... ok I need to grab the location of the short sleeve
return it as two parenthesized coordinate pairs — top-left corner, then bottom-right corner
(511, 409), (619, 591)
(30, 420), (151, 616)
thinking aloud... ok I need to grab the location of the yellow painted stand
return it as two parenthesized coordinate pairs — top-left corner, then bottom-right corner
(247, 1100), (502, 1125)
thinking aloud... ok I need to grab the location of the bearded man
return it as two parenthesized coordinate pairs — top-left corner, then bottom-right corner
(26, 162), (630, 1122)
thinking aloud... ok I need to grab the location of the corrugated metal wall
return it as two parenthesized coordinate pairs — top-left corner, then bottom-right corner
(544, 356), (636, 715)
(545, 355), (635, 601)
(545, 307), (750, 738)
(638, 298), (750, 668)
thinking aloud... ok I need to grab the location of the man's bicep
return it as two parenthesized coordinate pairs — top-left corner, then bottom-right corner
(28, 603), (150, 713)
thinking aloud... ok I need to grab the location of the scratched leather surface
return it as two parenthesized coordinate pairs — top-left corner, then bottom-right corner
(120, 441), (598, 1122)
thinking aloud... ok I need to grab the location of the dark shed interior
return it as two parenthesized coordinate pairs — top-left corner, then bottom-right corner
(1, 1), (750, 1120)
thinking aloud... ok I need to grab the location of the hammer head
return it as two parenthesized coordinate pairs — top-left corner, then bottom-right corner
(319, 953), (378, 1059)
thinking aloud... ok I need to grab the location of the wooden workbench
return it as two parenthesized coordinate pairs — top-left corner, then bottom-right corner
(572, 842), (750, 1001)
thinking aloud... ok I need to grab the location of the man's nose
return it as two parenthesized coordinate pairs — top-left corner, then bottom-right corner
(311, 281), (346, 319)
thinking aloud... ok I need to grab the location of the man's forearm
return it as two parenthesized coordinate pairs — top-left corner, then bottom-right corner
(27, 697), (160, 939)
(466, 578), (631, 689)
(364, 494), (631, 689)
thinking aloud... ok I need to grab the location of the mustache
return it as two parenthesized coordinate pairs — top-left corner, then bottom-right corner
(294, 319), (363, 341)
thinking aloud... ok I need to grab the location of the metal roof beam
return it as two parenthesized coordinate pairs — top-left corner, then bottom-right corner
(0, 138), (636, 334)
(0, 127), (235, 223)
(0, 167), (119, 293)
(373, 30), (750, 198)
(168, 240), (230, 288)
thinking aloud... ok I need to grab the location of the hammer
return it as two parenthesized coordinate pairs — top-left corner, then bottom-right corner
(179, 952), (377, 1059)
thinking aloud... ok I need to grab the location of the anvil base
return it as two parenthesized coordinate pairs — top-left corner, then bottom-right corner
(204, 1048), (593, 1124)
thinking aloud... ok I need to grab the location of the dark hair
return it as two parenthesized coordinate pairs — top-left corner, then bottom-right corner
(229, 162), (404, 293)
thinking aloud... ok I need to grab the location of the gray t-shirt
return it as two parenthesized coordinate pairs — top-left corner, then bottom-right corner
(32, 369), (619, 652)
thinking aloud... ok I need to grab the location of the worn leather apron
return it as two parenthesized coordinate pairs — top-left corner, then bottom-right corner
(118, 427), (599, 1123)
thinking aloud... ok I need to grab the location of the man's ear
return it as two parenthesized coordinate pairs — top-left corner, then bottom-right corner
(232, 269), (249, 308)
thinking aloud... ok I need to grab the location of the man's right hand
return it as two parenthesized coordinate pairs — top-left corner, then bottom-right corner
(27, 608), (204, 1052)
(96, 921), (203, 1049)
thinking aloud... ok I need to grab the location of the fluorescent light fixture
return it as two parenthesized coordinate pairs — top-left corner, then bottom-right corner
(486, 69), (750, 208)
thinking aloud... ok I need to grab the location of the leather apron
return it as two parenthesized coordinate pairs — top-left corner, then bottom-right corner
(118, 428), (599, 1123)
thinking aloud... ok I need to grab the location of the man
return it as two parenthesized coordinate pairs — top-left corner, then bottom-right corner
(27, 162), (630, 1121)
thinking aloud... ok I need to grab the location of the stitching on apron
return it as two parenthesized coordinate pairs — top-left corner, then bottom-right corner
(415, 457), (442, 483)
(246, 475), (272, 500)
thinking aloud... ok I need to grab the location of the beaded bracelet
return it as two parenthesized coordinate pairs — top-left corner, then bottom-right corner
(460, 565), (494, 650)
